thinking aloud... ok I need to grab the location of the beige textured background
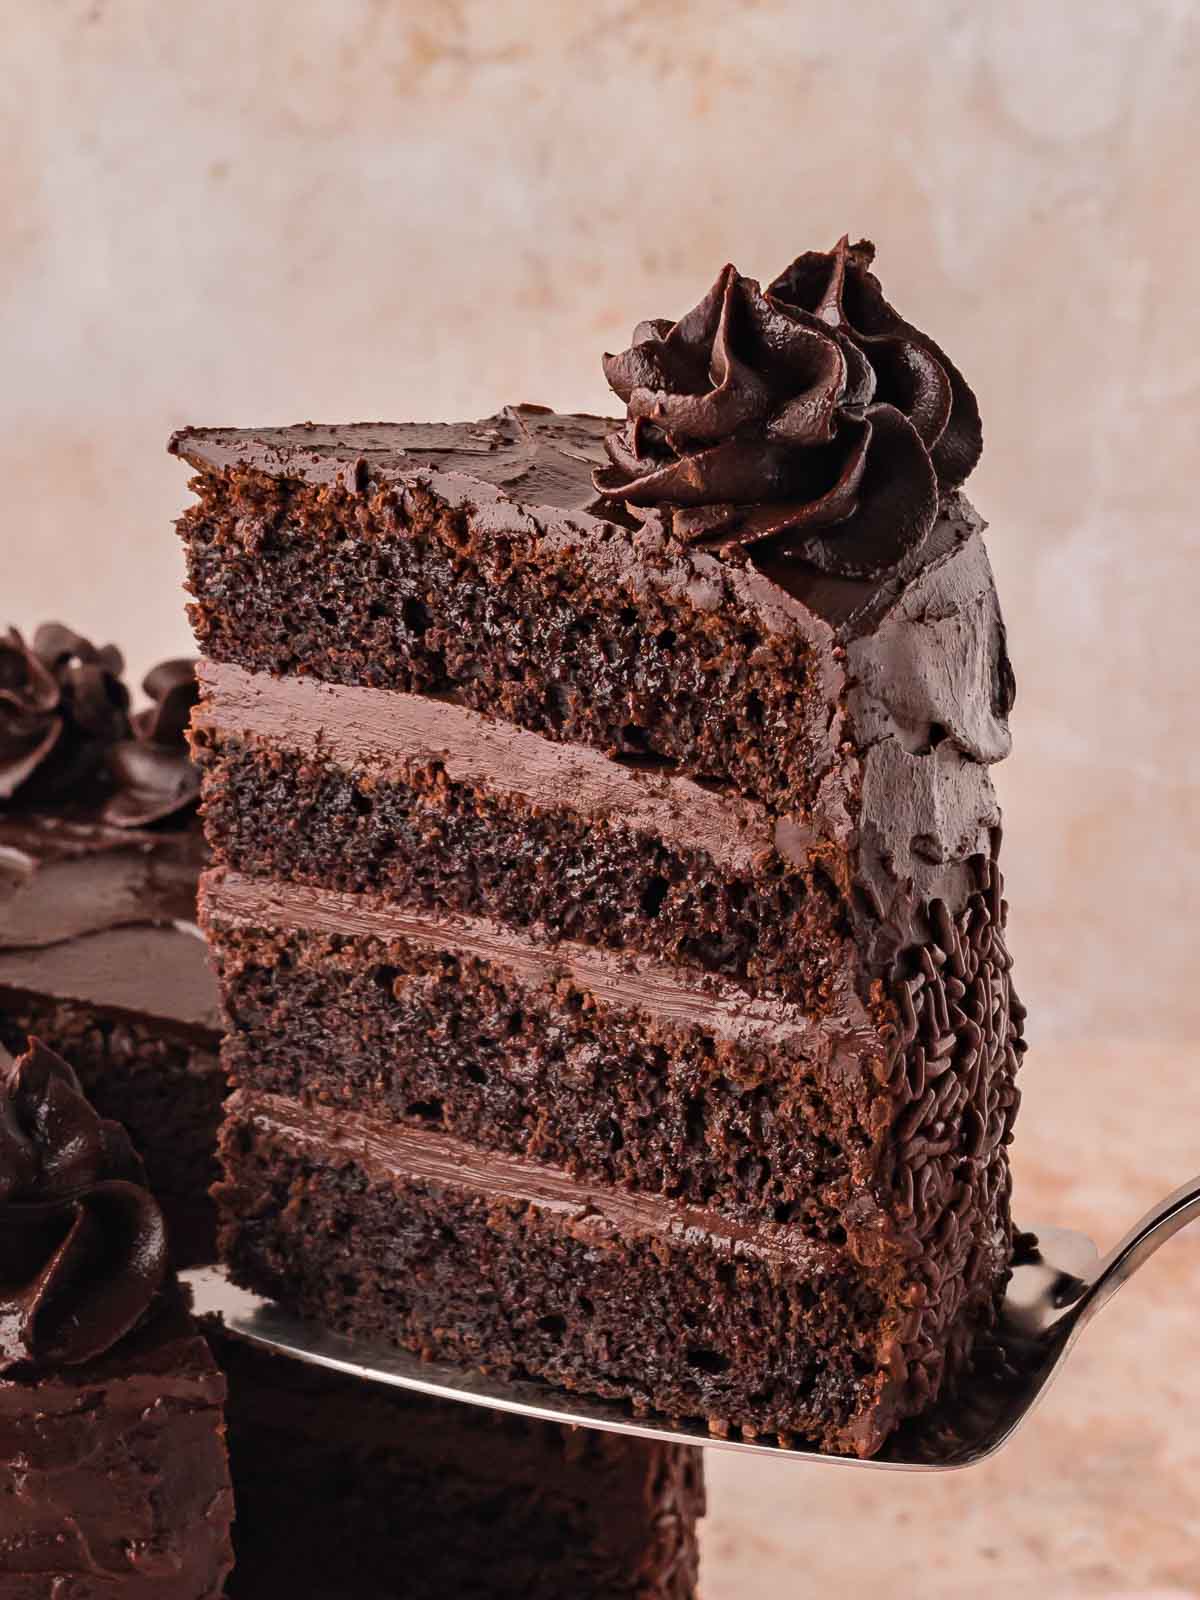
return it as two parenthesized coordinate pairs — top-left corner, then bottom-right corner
(4, 4), (1199, 1594)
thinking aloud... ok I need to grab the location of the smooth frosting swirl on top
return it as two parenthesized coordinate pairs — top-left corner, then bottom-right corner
(0, 621), (202, 827)
(0, 1038), (167, 1371)
(0, 625), (130, 802)
(594, 239), (981, 580)
(104, 658), (202, 828)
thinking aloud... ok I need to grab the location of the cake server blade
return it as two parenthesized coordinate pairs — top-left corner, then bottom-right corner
(183, 1173), (1200, 1472)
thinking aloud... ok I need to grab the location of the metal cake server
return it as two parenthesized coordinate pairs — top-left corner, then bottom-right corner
(184, 1173), (1200, 1473)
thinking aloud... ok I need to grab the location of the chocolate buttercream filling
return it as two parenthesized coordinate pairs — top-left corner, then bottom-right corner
(202, 870), (873, 1054)
(231, 1089), (841, 1272)
(195, 661), (818, 872)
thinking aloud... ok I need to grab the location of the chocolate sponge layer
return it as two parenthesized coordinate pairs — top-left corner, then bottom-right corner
(196, 731), (855, 1004)
(178, 462), (839, 815)
(217, 1092), (913, 1458)
(202, 870), (892, 1236)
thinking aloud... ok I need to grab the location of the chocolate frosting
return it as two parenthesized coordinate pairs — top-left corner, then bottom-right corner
(233, 1089), (841, 1272)
(0, 625), (202, 829)
(0, 624), (129, 801)
(769, 239), (981, 491)
(201, 868), (870, 1056)
(104, 658), (202, 827)
(0, 1288), (235, 1595)
(0, 1038), (167, 1370)
(0, 635), (216, 1039)
(593, 240), (979, 580)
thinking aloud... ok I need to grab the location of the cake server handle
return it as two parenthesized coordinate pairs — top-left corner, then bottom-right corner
(1065, 1174), (1200, 1332)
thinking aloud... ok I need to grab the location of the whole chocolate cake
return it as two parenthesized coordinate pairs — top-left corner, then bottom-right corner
(175, 238), (1025, 1456)
(0, 1038), (234, 1597)
(0, 627), (223, 1263)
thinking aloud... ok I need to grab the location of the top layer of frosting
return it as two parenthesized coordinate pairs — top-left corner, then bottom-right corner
(171, 407), (966, 641)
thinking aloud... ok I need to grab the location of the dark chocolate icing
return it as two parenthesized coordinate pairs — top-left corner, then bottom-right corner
(104, 658), (202, 827)
(0, 624), (129, 802)
(0, 1038), (167, 1370)
(0, 636), (218, 1037)
(0, 1287), (235, 1596)
(592, 241), (979, 580)
(768, 238), (981, 491)
(0, 629), (201, 827)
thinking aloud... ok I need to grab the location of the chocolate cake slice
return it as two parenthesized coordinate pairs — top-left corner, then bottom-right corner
(0, 1039), (234, 1597)
(176, 239), (1025, 1456)
(0, 628), (224, 1264)
(215, 1328), (702, 1599)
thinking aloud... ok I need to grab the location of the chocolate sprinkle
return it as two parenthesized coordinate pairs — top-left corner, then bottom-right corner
(881, 843), (1025, 1408)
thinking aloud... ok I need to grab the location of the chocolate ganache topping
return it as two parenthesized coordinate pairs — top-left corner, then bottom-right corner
(0, 624), (129, 801)
(0, 1038), (167, 1370)
(593, 238), (982, 579)
(104, 658), (202, 828)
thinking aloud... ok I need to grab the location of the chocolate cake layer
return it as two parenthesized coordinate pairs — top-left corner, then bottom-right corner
(0, 1296), (234, 1600)
(217, 1330), (703, 1599)
(202, 867), (885, 1232)
(193, 660), (854, 1002)
(218, 1090), (914, 1456)
(0, 815), (224, 1266)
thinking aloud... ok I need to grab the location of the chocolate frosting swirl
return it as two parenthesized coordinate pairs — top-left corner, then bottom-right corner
(594, 239), (981, 580)
(0, 1038), (167, 1371)
(0, 625), (129, 802)
(104, 658), (202, 828)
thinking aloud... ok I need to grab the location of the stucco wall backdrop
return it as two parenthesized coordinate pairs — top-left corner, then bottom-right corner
(5, 5), (1200, 1594)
